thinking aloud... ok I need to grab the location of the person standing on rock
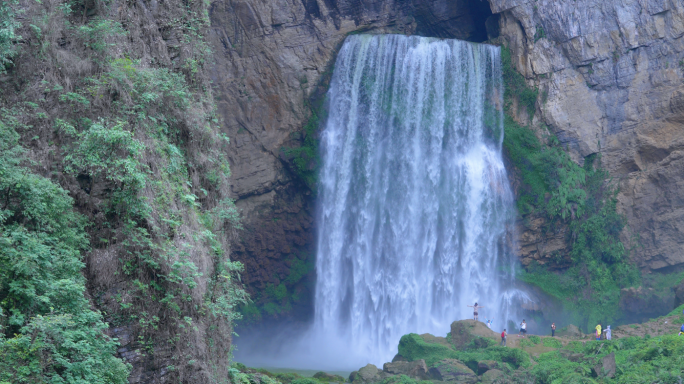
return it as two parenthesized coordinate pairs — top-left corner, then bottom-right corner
(551, 322), (556, 337)
(595, 324), (602, 340)
(518, 320), (527, 337)
(467, 302), (484, 321)
(606, 325), (611, 340)
(501, 329), (507, 347)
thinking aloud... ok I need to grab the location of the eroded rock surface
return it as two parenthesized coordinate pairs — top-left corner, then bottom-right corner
(496, 0), (684, 270)
(207, 0), (684, 325)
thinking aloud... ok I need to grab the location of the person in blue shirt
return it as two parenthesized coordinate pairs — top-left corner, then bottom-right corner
(679, 324), (684, 336)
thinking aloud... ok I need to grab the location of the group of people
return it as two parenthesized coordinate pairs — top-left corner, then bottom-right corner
(594, 324), (612, 340)
(470, 302), (684, 345)
(467, 302), (617, 347)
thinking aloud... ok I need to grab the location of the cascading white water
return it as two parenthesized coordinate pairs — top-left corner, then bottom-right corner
(314, 34), (524, 364)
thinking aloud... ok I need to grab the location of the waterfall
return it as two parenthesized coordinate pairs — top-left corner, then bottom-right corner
(314, 34), (523, 364)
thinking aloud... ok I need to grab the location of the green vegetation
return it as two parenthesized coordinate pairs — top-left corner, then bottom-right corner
(281, 103), (324, 190)
(393, 320), (684, 384)
(502, 46), (538, 119)
(238, 252), (314, 324)
(0, 0), (19, 73)
(398, 333), (530, 371)
(501, 45), (638, 329)
(0, 0), (246, 381)
(0, 111), (130, 382)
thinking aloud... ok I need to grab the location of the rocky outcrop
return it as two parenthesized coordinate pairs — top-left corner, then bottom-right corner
(207, 0), (500, 324)
(383, 360), (429, 380)
(593, 352), (617, 379)
(450, 320), (500, 349)
(428, 359), (478, 383)
(208, 0), (684, 327)
(496, 0), (684, 270)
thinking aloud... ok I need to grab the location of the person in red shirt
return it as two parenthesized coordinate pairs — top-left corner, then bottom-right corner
(500, 329), (507, 347)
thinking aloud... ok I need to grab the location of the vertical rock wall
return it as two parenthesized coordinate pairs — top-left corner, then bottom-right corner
(493, 0), (684, 272)
(208, 0), (684, 328)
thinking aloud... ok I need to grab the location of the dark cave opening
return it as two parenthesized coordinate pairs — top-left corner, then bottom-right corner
(413, 0), (499, 43)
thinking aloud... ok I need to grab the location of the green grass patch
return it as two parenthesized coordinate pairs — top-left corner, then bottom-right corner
(542, 338), (562, 348)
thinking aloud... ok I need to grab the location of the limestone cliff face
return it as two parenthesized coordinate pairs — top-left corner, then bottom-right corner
(494, 0), (684, 271)
(207, 0), (684, 324)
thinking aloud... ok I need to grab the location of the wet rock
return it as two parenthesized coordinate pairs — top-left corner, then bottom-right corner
(383, 360), (429, 379)
(480, 369), (504, 384)
(428, 358), (477, 383)
(620, 287), (672, 317)
(592, 352), (616, 378)
(477, 360), (500, 375)
(351, 364), (388, 384)
(674, 281), (684, 309)
(450, 320), (499, 350)
(391, 354), (407, 362)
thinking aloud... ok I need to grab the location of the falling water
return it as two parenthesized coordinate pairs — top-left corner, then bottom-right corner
(314, 34), (524, 365)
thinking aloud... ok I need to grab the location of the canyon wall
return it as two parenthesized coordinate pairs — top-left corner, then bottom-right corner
(208, 0), (684, 325)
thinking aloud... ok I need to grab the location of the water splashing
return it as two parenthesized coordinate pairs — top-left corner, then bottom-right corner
(313, 34), (524, 365)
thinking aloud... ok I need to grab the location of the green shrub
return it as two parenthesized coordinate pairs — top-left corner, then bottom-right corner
(0, 0), (20, 73)
(291, 378), (322, 384)
(398, 333), (458, 366)
(542, 337), (562, 348)
(0, 113), (130, 383)
(528, 335), (541, 344)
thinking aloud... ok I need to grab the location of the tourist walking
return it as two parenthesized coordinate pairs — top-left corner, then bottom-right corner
(551, 322), (556, 337)
(467, 303), (484, 321)
(606, 325), (611, 340)
(501, 329), (507, 346)
(595, 324), (602, 340)
(518, 320), (527, 337)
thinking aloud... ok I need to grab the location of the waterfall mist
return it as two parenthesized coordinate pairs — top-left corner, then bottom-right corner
(234, 34), (529, 370)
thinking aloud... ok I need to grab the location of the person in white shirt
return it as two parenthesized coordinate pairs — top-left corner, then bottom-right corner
(518, 319), (527, 337)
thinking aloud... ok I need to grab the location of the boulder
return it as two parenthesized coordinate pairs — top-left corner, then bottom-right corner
(480, 369), (504, 384)
(477, 360), (499, 375)
(391, 354), (407, 362)
(592, 352), (616, 379)
(450, 320), (499, 350)
(350, 364), (388, 384)
(383, 359), (429, 379)
(428, 358), (477, 383)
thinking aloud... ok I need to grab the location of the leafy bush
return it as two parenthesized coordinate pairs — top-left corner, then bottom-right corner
(0, 0), (20, 73)
(398, 333), (459, 365)
(502, 46), (538, 118)
(542, 337), (562, 348)
(0, 113), (130, 383)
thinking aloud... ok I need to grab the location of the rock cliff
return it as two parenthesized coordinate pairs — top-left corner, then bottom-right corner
(207, 0), (684, 325)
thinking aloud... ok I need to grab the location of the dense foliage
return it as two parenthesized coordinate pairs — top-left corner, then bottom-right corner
(0, 113), (130, 382)
(0, 0), (247, 381)
(501, 46), (638, 329)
